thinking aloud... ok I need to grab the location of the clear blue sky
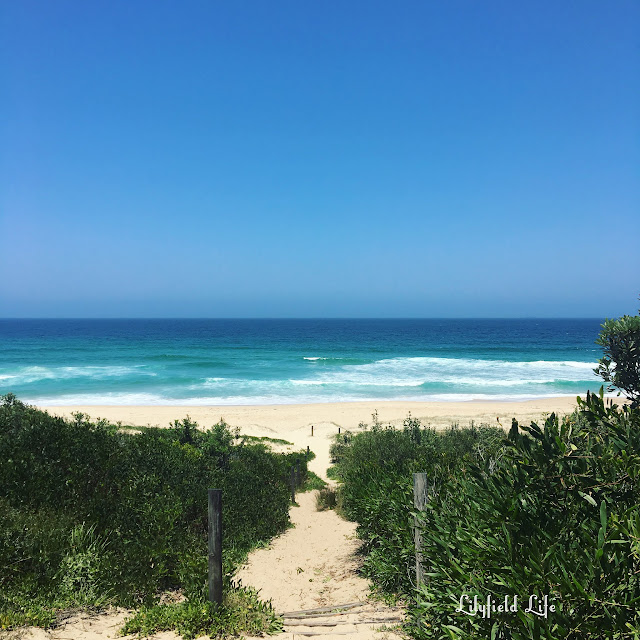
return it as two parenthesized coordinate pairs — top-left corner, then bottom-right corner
(1, 1), (638, 318)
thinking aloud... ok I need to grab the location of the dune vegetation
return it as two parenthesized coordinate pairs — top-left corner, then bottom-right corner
(330, 394), (640, 638)
(0, 396), (312, 638)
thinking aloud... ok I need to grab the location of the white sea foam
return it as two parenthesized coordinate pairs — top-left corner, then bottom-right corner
(147, 355), (602, 408)
(0, 365), (156, 387)
(289, 357), (599, 389)
(29, 389), (609, 407)
(30, 392), (172, 406)
(290, 378), (426, 387)
(16, 356), (601, 406)
(193, 378), (280, 391)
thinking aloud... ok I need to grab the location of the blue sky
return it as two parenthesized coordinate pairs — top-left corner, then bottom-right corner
(1, 1), (638, 317)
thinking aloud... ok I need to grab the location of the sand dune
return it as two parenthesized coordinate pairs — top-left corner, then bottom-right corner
(17, 397), (583, 640)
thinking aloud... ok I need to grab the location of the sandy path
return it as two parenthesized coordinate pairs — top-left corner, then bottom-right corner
(239, 426), (404, 640)
(11, 399), (582, 639)
(240, 492), (404, 640)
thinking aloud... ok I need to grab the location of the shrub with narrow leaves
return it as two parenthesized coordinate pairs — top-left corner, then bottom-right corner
(332, 396), (640, 638)
(595, 308), (640, 407)
(407, 391), (640, 639)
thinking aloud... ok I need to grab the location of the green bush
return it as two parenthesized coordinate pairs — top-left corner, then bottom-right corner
(121, 584), (283, 640)
(302, 471), (326, 492)
(595, 306), (640, 407)
(407, 392), (640, 639)
(330, 397), (640, 638)
(330, 413), (505, 595)
(56, 524), (111, 607)
(0, 394), (305, 634)
(315, 487), (338, 511)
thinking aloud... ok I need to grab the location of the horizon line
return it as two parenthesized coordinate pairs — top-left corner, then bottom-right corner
(0, 316), (608, 321)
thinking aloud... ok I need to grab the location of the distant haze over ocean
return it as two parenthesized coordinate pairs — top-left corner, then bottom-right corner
(0, 319), (607, 405)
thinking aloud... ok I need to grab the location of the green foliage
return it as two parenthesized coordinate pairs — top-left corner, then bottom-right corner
(0, 596), (58, 629)
(0, 395), (306, 636)
(315, 487), (338, 511)
(57, 524), (111, 607)
(332, 399), (640, 639)
(330, 413), (505, 595)
(121, 584), (283, 640)
(595, 307), (640, 407)
(301, 471), (326, 492)
(407, 392), (640, 639)
(240, 434), (294, 446)
(326, 465), (340, 480)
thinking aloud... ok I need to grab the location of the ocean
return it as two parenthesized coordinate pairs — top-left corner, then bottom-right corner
(0, 318), (606, 405)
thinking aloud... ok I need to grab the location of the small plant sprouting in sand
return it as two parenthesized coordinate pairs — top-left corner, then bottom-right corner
(315, 487), (338, 511)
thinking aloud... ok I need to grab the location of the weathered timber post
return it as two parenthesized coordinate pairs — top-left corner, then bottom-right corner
(306, 445), (310, 456)
(338, 427), (341, 434)
(413, 473), (428, 587)
(208, 489), (223, 605)
(296, 459), (301, 486)
(311, 425), (314, 437)
(290, 466), (296, 503)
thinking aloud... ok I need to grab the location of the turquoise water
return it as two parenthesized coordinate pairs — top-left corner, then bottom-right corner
(0, 319), (605, 405)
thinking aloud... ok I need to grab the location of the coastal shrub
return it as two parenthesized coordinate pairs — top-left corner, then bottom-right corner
(121, 583), (283, 639)
(302, 471), (326, 492)
(407, 391), (640, 639)
(315, 487), (338, 511)
(0, 394), (306, 634)
(56, 524), (111, 607)
(0, 499), (74, 600)
(595, 304), (640, 407)
(331, 396), (640, 638)
(330, 414), (505, 595)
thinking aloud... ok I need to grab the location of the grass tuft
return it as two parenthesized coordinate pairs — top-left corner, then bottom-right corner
(315, 487), (338, 511)
(121, 585), (283, 639)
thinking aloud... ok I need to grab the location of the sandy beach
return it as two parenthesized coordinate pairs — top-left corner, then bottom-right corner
(40, 397), (584, 433)
(41, 397), (583, 481)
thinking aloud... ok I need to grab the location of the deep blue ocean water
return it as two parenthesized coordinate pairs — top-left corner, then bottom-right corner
(0, 319), (606, 405)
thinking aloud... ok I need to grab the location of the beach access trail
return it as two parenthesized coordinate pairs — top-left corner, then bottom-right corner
(15, 398), (581, 640)
(12, 412), (415, 640)
(10, 423), (402, 640)
(238, 420), (404, 640)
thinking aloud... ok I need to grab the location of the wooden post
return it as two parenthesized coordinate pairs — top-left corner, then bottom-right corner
(338, 427), (341, 434)
(296, 459), (301, 486)
(290, 466), (296, 503)
(306, 445), (310, 456)
(413, 473), (428, 587)
(311, 425), (314, 437)
(208, 489), (223, 605)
